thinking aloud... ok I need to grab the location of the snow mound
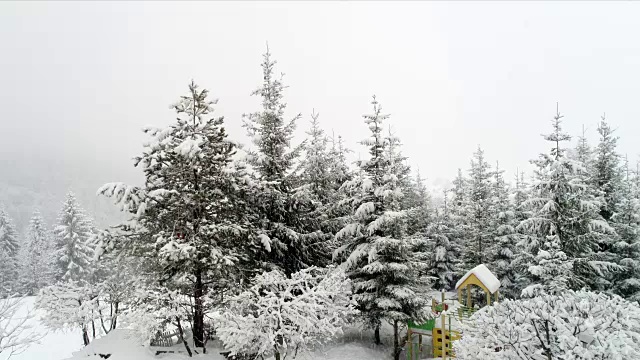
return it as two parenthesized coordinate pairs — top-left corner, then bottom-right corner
(455, 264), (501, 294)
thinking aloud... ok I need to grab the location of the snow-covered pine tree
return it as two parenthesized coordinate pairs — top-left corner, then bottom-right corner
(243, 48), (326, 274)
(573, 124), (594, 176)
(299, 110), (331, 203)
(447, 169), (468, 277)
(0, 206), (19, 294)
(294, 110), (344, 260)
(20, 210), (55, 294)
(324, 134), (354, 238)
(404, 170), (432, 236)
(518, 106), (617, 295)
(489, 162), (518, 298)
(425, 207), (456, 291)
(386, 127), (413, 209)
(54, 191), (94, 283)
(593, 115), (622, 222)
(462, 146), (493, 269)
(511, 170), (535, 296)
(99, 81), (258, 349)
(611, 155), (640, 301)
(334, 97), (429, 356)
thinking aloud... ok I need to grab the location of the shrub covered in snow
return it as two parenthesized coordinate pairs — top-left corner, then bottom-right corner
(455, 289), (640, 360)
(213, 266), (356, 360)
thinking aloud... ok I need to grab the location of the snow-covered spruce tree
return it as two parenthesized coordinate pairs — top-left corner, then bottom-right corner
(517, 106), (617, 295)
(0, 206), (19, 294)
(510, 170), (536, 296)
(489, 162), (518, 298)
(425, 208), (456, 291)
(19, 210), (55, 294)
(54, 191), (95, 283)
(294, 111), (344, 258)
(593, 115), (622, 222)
(611, 156), (640, 301)
(334, 97), (429, 355)
(404, 170), (433, 236)
(324, 134), (354, 240)
(213, 267), (355, 360)
(298, 110), (332, 204)
(98, 81), (258, 350)
(572, 124), (594, 177)
(447, 169), (468, 277)
(243, 48), (327, 274)
(462, 146), (494, 269)
(455, 290), (640, 360)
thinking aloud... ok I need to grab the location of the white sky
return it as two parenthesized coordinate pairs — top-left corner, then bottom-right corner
(2, 1), (640, 198)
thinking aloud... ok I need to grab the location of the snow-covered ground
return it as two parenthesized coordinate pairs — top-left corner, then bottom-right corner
(1, 297), (84, 360)
(4, 298), (395, 360)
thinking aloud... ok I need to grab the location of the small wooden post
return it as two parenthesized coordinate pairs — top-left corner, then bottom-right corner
(466, 284), (471, 308)
(486, 290), (491, 306)
(441, 313), (447, 360)
(407, 327), (412, 360)
(495, 290), (499, 303)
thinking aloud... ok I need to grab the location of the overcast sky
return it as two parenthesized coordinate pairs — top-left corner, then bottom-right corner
(3, 1), (640, 205)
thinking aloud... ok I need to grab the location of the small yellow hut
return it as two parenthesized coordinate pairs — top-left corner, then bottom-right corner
(455, 264), (501, 308)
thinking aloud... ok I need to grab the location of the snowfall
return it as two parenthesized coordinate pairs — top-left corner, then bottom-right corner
(4, 298), (402, 360)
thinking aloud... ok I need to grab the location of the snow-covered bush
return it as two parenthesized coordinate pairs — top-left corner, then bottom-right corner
(119, 286), (198, 354)
(213, 266), (356, 360)
(37, 280), (97, 346)
(455, 289), (640, 359)
(0, 296), (41, 357)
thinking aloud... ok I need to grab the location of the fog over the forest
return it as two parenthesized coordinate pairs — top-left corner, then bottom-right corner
(2, 1), (640, 231)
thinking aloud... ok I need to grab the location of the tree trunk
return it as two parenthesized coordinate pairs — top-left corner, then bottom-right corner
(374, 325), (381, 345)
(274, 350), (281, 360)
(193, 269), (205, 348)
(111, 302), (119, 330)
(82, 326), (90, 346)
(176, 317), (193, 357)
(393, 320), (400, 360)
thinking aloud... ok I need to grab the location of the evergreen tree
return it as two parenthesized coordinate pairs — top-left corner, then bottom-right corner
(325, 134), (354, 237)
(489, 162), (518, 298)
(611, 156), (640, 301)
(593, 115), (622, 222)
(243, 48), (325, 274)
(295, 111), (347, 258)
(462, 146), (493, 269)
(99, 81), (257, 348)
(54, 192), (94, 283)
(573, 124), (594, 176)
(426, 208), (456, 291)
(334, 97), (429, 355)
(511, 170), (535, 296)
(0, 206), (19, 294)
(405, 170), (432, 236)
(518, 106), (616, 294)
(298, 110), (331, 203)
(448, 169), (468, 277)
(20, 210), (55, 294)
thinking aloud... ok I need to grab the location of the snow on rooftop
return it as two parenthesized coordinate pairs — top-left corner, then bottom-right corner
(455, 264), (501, 294)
